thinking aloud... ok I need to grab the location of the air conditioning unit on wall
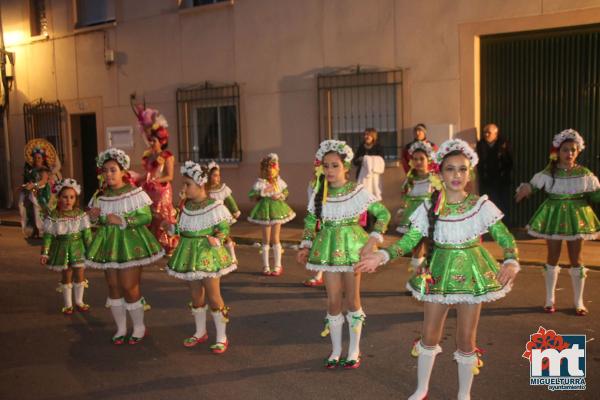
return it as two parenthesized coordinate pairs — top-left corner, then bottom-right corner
(106, 126), (134, 148)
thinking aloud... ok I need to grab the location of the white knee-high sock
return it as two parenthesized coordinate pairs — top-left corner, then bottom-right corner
(125, 298), (146, 338)
(346, 309), (366, 361)
(107, 297), (127, 338)
(226, 241), (237, 263)
(272, 243), (283, 268)
(73, 281), (87, 306)
(408, 341), (442, 400)
(569, 266), (588, 310)
(326, 313), (345, 361)
(454, 350), (478, 400)
(211, 307), (229, 343)
(61, 283), (73, 309)
(261, 245), (270, 269)
(543, 264), (560, 307)
(191, 304), (208, 338)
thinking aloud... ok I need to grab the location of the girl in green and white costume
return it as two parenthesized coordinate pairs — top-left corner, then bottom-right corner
(41, 179), (93, 315)
(297, 140), (391, 369)
(396, 140), (435, 272)
(166, 161), (236, 354)
(248, 153), (296, 276)
(86, 148), (164, 345)
(357, 139), (520, 400)
(207, 160), (241, 263)
(516, 129), (600, 316)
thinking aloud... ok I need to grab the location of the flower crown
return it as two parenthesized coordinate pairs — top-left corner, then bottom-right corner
(552, 129), (585, 151)
(181, 160), (208, 186)
(54, 178), (81, 195)
(408, 141), (434, 158)
(262, 153), (279, 169)
(32, 146), (47, 157)
(96, 148), (131, 170)
(207, 160), (219, 171)
(433, 138), (478, 167)
(314, 140), (354, 166)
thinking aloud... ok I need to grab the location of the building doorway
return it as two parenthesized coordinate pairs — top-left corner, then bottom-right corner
(70, 114), (98, 205)
(480, 24), (600, 227)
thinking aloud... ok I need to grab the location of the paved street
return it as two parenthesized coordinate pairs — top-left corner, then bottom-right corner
(0, 224), (598, 400)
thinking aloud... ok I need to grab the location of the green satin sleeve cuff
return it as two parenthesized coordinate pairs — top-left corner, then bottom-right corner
(123, 206), (152, 228)
(302, 212), (318, 241)
(224, 195), (240, 214)
(384, 227), (423, 260)
(42, 233), (52, 255)
(488, 220), (519, 261)
(367, 201), (391, 234)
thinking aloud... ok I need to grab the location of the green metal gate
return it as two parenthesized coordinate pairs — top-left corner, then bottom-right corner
(481, 24), (600, 227)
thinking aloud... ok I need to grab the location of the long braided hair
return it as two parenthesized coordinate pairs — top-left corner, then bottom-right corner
(314, 151), (347, 231)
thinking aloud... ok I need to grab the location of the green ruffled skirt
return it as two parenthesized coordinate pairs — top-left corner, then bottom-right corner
(527, 198), (600, 240)
(248, 198), (296, 225)
(306, 223), (368, 273)
(86, 226), (164, 269)
(167, 236), (236, 280)
(407, 243), (511, 304)
(46, 236), (87, 271)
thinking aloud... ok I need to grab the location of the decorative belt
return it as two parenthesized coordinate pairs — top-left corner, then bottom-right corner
(321, 220), (357, 228)
(547, 195), (585, 201)
(434, 243), (479, 250)
(56, 234), (81, 240)
(180, 232), (208, 239)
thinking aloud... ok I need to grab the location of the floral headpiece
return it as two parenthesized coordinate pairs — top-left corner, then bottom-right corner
(24, 138), (58, 168)
(134, 104), (169, 146)
(314, 140), (354, 166)
(207, 160), (219, 171)
(54, 178), (81, 195)
(408, 141), (434, 159)
(262, 153), (279, 169)
(96, 148), (131, 170)
(181, 160), (208, 186)
(549, 129), (585, 161)
(433, 138), (478, 168)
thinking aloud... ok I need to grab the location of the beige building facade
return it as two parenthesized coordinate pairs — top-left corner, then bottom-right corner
(2, 0), (600, 212)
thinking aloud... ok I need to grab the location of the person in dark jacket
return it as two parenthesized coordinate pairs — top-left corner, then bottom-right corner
(402, 124), (436, 173)
(476, 123), (513, 216)
(353, 128), (385, 179)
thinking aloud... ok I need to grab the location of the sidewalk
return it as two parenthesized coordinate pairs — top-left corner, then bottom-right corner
(3, 208), (599, 268)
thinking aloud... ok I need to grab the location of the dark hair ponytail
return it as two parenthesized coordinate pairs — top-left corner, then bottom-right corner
(425, 189), (441, 266)
(313, 174), (325, 231)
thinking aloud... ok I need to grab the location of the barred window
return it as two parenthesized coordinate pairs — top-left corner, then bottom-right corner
(30, 0), (48, 37)
(75, 0), (115, 28)
(177, 83), (241, 163)
(179, 0), (231, 8)
(23, 99), (65, 161)
(317, 68), (403, 160)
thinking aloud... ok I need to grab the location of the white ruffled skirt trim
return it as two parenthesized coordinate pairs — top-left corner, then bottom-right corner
(46, 262), (86, 272)
(305, 263), (354, 273)
(247, 212), (296, 226)
(526, 227), (600, 241)
(166, 264), (237, 280)
(85, 250), (165, 270)
(405, 281), (513, 304)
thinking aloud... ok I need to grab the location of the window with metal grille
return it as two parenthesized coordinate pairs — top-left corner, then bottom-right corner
(23, 99), (65, 161)
(75, 0), (115, 28)
(30, 0), (48, 37)
(179, 0), (231, 8)
(317, 68), (403, 160)
(177, 83), (241, 163)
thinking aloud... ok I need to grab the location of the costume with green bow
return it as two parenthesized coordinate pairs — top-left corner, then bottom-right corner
(167, 199), (237, 280)
(42, 209), (93, 271)
(301, 181), (391, 273)
(383, 194), (519, 304)
(524, 165), (600, 240)
(248, 177), (296, 225)
(85, 185), (164, 269)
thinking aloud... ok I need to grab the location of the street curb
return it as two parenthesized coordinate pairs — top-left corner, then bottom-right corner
(0, 219), (21, 227)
